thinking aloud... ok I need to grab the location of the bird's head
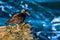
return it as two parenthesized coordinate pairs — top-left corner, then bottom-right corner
(21, 9), (30, 16)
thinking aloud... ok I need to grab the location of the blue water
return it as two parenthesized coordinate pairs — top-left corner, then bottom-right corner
(0, 0), (60, 40)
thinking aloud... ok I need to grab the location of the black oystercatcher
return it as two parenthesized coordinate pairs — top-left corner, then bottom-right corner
(5, 9), (30, 30)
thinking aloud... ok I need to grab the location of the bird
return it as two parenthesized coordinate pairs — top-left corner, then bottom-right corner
(5, 9), (30, 30)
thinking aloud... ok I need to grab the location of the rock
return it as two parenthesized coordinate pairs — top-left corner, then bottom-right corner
(0, 23), (34, 40)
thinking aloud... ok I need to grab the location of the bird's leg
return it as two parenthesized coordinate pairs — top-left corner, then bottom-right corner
(21, 23), (25, 29)
(16, 24), (19, 30)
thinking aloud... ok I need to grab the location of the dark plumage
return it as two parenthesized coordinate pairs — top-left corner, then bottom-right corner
(6, 13), (26, 24)
(5, 9), (30, 30)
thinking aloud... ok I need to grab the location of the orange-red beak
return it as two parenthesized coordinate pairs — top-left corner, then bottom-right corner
(25, 11), (30, 16)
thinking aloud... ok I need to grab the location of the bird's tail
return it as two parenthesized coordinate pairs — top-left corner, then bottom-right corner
(5, 21), (11, 24)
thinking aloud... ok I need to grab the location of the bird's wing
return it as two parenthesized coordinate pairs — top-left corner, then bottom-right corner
(13, 13), (20, 17)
